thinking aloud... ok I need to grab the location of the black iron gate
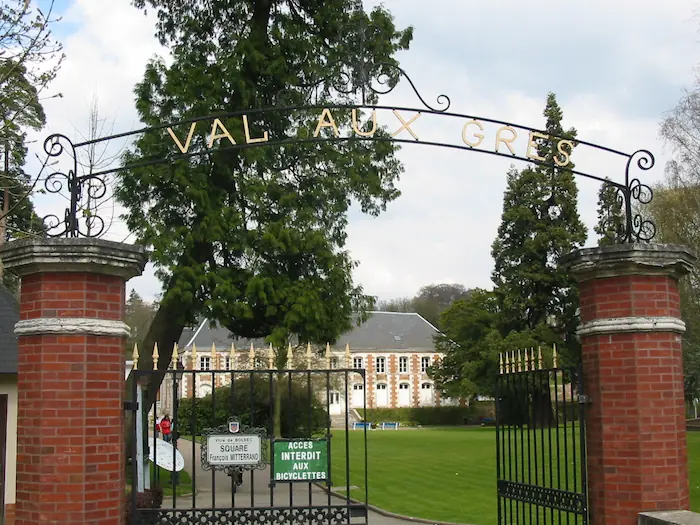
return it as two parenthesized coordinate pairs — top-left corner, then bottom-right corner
(127, 361), (368, 525)
(495, 349), (588, 525)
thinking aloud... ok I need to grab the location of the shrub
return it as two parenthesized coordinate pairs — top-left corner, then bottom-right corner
(125, 486), (163, 525)
(176, 374), (329, 437)
(359, 406), (477, 426)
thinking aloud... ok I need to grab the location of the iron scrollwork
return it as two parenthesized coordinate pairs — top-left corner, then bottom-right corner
(200, 417), (269, 477)
(139, 506), (352, 525)
(622, 149), (656, 243)
(41, 133), (108, 238)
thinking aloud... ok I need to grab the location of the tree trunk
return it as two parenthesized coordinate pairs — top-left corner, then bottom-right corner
(530, 383), (556, 429)
(124, 245), (209, 466)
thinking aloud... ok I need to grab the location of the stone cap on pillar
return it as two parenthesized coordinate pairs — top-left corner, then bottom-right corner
(561, 243), (696, 283)
(0, 237), (148, 280)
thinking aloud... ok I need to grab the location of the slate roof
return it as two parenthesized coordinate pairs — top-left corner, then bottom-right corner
(178, 311), (440, 353)
(0, 285), (18, 374)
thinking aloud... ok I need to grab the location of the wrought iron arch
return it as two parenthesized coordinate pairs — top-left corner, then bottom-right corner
(37, 63), (656, 243)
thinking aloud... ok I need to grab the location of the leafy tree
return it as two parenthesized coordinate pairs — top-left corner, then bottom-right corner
(594, 177), (625, 246)
(377, 283), (472, 328)
(0, 1), (63, 291)
(490, 92), (586, 366)
(0, 0), (63, 135)
(125, 289), (158, 354)
(431, 289), (501, 399)
(431, 289), (560, 406)
(656, 70), (700, 405)
(376, 297), (414, 313)
(119, 0), (413, 419)
(412, 283), (473, 327)
(646, 181), (700, 403)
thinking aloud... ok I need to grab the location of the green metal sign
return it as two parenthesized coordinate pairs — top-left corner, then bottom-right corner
(272, 439), (329, 483)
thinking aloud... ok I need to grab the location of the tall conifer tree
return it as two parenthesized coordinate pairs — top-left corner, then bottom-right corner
(491, 93), (586, 363)
(594, 178), (626, 245)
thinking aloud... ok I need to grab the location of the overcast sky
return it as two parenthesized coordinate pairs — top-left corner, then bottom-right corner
(25, 0), (700, 303)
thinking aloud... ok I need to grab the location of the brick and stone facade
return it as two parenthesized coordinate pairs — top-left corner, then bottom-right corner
(0, 238), (146, 525)
(563, 243), (695, 525)
(157, 312), (454, 416)
(159, 346), (444, 416)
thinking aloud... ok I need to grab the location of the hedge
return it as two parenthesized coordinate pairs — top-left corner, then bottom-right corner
(357, 402), (495, 427)
(175, 375), (328, 437)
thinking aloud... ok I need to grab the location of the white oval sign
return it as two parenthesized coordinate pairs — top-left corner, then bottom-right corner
(148, 438), (185, 472)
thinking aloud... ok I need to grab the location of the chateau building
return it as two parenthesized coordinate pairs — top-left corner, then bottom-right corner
(157, 311), (456, 416)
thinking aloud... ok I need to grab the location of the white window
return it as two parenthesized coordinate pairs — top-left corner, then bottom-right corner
(421, 357), (431, 373)
(399, 383), (410, 390)
(353, 384), (364, 390)
(376, 383), (387, 390)
(376, 357), (386, 373)
(225, 356), (232, 370)
(421, 382), (432, 389)
(399, 356), (408, 373)
(353, 357), (363, 369)
(200, 357), (211, 371)
(330, 357), (339, 369)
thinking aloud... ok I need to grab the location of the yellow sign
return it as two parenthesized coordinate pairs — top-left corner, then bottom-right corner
(166, 109), (574, 168)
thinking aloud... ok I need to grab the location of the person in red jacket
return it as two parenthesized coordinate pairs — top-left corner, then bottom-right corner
(160, 415), (172, 443)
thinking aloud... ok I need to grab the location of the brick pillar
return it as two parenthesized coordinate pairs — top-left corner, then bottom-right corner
(562, 244), (695, 525)
(0, 238), (146, 525)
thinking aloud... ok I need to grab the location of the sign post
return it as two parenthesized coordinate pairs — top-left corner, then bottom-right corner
(271, 439), (329, 484)
(201, 417), (268, 476)
(206, 434), (262, 466)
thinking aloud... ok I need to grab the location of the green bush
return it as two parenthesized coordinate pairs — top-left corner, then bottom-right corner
(358, 406), (486, 426)
(175, 375), (329, 437)
(125, 487), (163, 525)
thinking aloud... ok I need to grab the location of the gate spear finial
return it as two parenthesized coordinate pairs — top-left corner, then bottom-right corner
(249, 343), (255, 369)
(499, 352), (504, 375)
(132, 343), (139, 370)
(152, 343), (159, 371)
(287, 342), (293, 370)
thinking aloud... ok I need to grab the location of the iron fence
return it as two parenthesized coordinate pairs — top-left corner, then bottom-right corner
(127, 363), (368, 525)
(496, 348), (588, 525)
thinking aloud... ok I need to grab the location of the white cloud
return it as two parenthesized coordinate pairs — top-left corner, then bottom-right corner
(19, 0), (700, 303)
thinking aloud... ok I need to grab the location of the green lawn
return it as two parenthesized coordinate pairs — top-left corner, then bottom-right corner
(327, 427), (700, 525)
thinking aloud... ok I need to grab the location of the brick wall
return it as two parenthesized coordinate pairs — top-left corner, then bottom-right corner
(19, 273), (124, 321)
(564, 245), (694, 525)
(0, 238), (146, 525)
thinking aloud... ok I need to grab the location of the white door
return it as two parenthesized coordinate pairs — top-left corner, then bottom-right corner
(352, 383), (365, 408)
(376, 384), (388, 407)
(398, 383), (411, 407)
(328, 391), (343, 415)
(420, 383), (434, 406)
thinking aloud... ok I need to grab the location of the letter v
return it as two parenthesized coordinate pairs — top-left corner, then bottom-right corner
(167, 123), (197, 154)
